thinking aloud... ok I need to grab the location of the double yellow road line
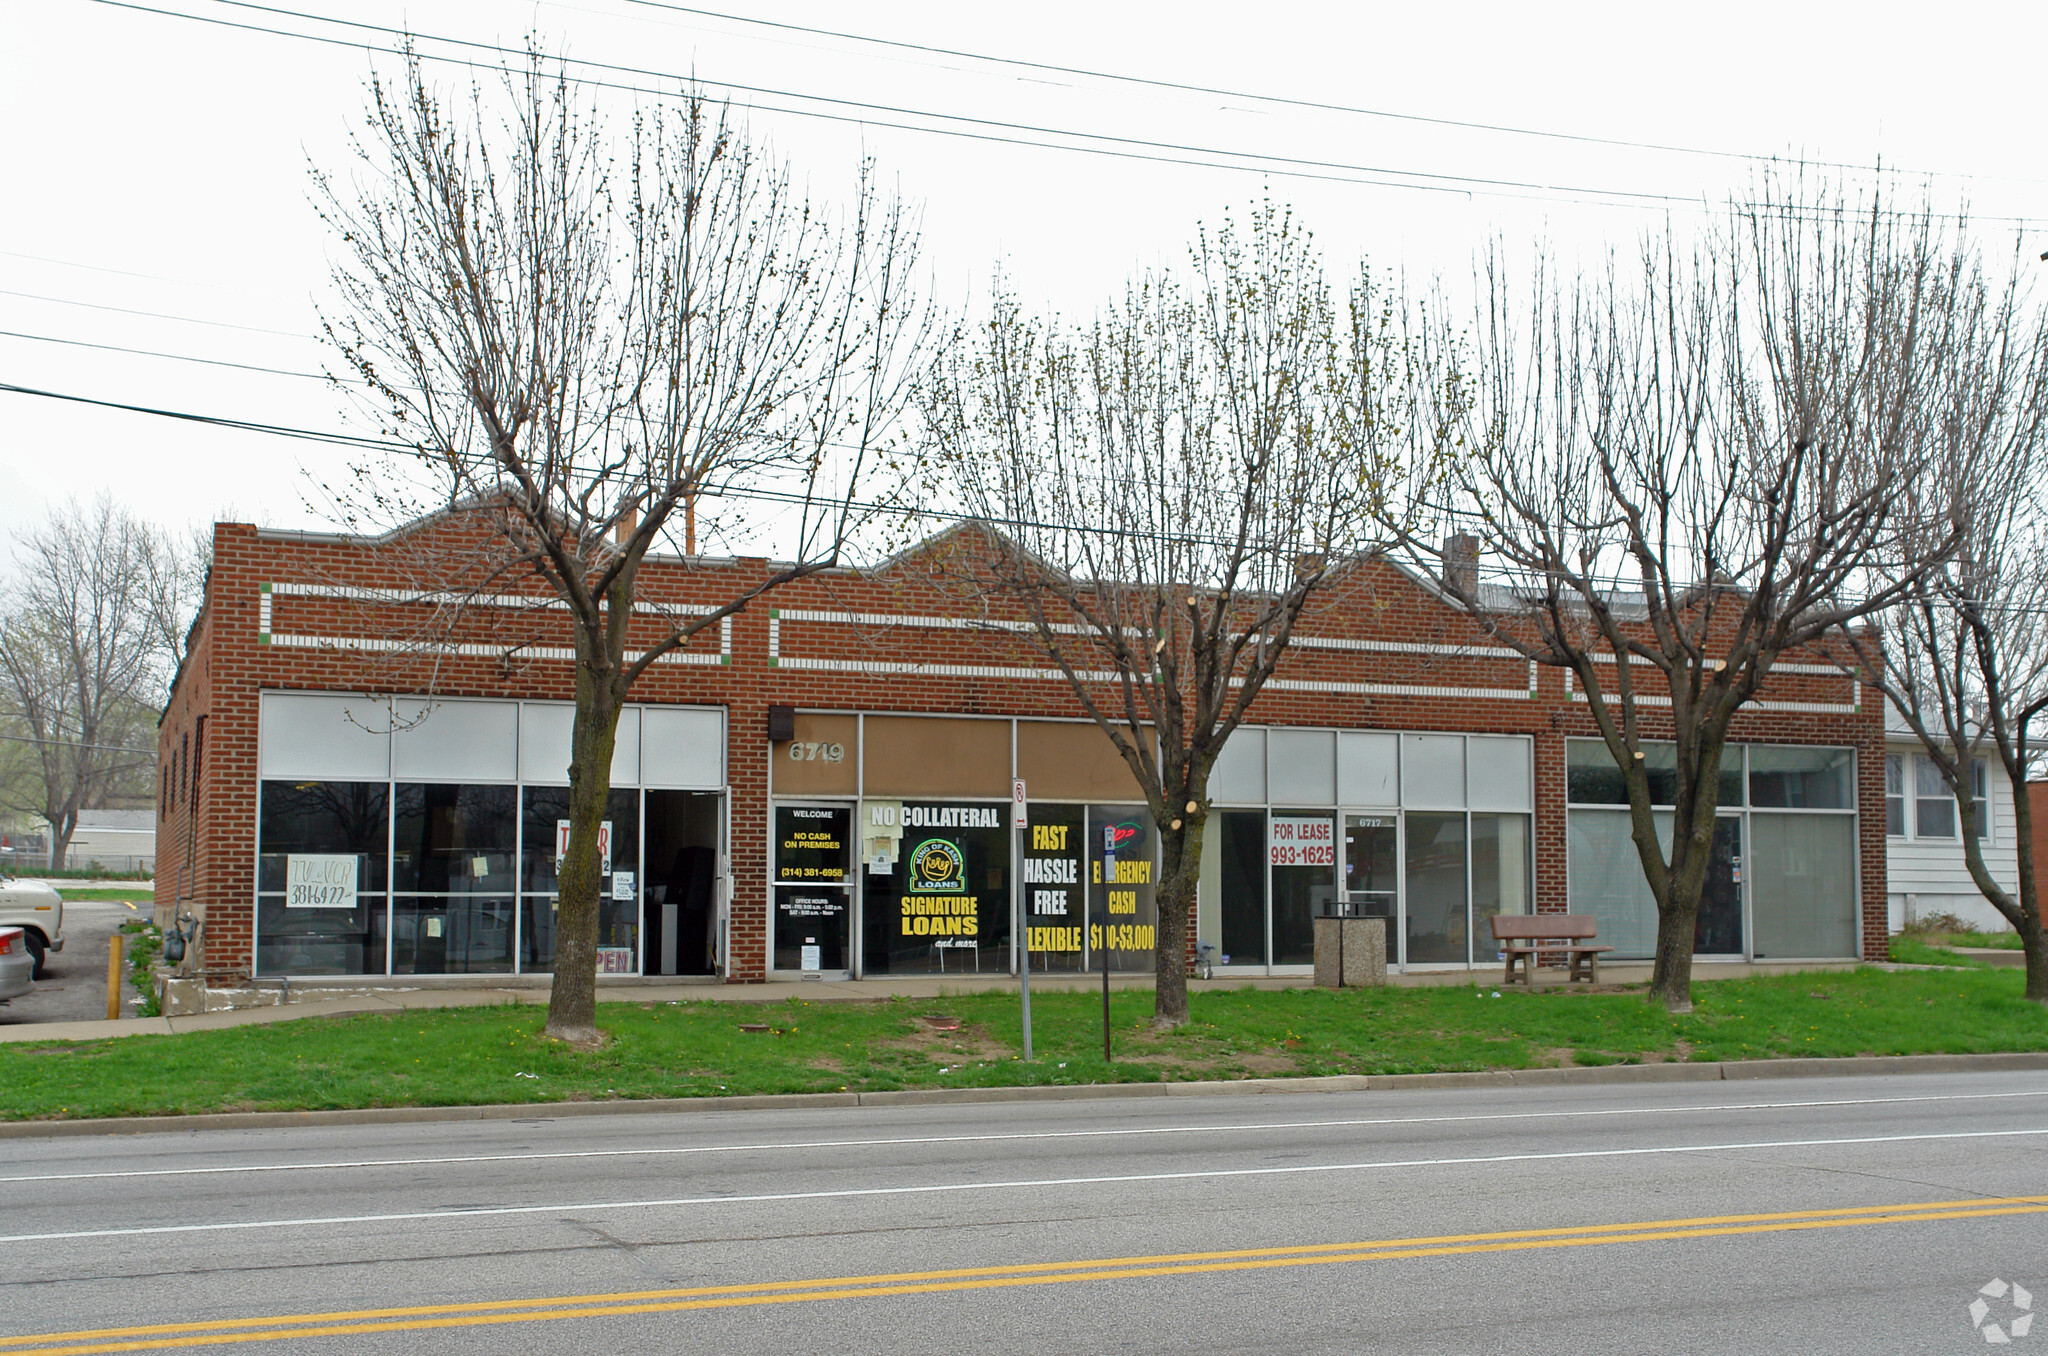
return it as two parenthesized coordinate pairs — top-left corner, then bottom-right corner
(6, 1195), (2044, 1354)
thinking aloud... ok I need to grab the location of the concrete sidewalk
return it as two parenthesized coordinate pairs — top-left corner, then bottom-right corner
(0, 959), (1873, 1044)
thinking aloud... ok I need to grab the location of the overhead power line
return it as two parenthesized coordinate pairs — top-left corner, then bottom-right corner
(628, 0), (2032, 187)
(0, 288), (310, 339)
(0, 379), (1306, 553)
(99, 0), (1715, 214)
(0, 329), (335, 382)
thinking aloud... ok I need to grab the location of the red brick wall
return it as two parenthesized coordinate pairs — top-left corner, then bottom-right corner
(166, 514), (1886, 980)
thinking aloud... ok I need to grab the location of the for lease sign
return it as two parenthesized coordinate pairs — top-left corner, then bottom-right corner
(285, 854), (359, 909)
(1268, 816), (1334, 868)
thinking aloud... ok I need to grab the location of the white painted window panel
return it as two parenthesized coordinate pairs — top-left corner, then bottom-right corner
(258, 691), (391, 781)
(390, 699), (518, 782)
(1267, 729), (1336, 806)
(641, 706), (725, 789)
(517, 701), (645, 786)
(1401, 733), (1466, 808)
(1337, 731), (1399, 806)
(1210, 728), (1266, 804)
(1466, 736), (1532, 812)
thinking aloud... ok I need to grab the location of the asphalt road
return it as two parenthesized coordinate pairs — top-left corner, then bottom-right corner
(2, 1071), (2045, 1354)
(0, 901), (144, 1025)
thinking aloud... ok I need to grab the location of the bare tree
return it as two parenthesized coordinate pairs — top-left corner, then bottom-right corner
(919, 206), (1445, 1028)
(1387, 186), (1967, 1012)
(316, 52), (931, 1044)
(1845, 250), (2048, 999)
(0, 497), (198, 867)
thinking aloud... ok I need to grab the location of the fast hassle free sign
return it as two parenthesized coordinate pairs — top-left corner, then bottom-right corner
(1268, 816), (1335, 867)
(285, 854), (359, 909)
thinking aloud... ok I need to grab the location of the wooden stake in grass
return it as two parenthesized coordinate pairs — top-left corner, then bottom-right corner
(106, 934), (123, 1021)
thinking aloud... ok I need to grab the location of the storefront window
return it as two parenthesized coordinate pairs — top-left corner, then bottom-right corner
(1569, 740), (1744, 808)
(518, 787), (640, 973)
(1218, 811), (1267, 966)
(1750, 813), (1857, 958)
(861, 801), (1010, 974)
(390, 783), (517, 974)
(1471, 813), (1530, 963)
(1269, 811), (1334, 966)
(1403, 811), (1467, 964)
(1748, 746), (1853, 810)
(1567, 809), (1670, 961)
(1089, 805), (1157, 973)
(256, 779), (389, 976)
(1023, 805), (1087, 973)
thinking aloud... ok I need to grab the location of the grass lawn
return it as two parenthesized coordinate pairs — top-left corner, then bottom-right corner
(6, 967), (2047, 1124)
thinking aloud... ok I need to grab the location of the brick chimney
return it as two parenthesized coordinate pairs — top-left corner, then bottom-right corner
(1443, 534), (1479, 598)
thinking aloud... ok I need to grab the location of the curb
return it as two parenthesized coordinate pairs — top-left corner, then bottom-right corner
(5, 1054), (2048, 1141)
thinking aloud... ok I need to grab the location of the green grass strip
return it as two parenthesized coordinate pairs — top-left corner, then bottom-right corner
(4, 967), (2046, 1123)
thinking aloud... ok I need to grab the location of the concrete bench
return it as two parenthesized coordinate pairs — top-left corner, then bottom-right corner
(1489, 914), (1614, 985)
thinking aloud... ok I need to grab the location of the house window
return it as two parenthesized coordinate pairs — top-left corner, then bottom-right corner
(1884, 755), (1906, 837)
(1970, 758), (1990, 842)
(1915, 756), (1956, 839)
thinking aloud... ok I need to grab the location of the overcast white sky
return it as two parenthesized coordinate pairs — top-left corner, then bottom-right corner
(3, 0), (2043, 558)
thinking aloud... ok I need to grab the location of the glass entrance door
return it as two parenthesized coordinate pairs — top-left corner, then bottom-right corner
(772, 802), (853, 977)
(1342, 813), (1399, 960)
(1695, 815), (1744, 956)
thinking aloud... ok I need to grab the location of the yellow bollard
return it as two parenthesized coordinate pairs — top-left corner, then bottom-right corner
(106, 934), (124, 1021)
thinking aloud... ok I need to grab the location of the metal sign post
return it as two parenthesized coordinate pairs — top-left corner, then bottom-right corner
(1099, 822), (1116, 1063)
(1012, 778), (1032, 1062)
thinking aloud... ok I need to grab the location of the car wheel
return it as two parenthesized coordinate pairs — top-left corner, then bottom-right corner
(25, 932), (47, 980)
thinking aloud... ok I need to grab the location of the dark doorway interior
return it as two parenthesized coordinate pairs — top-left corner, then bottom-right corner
(645, 791), (722, 975)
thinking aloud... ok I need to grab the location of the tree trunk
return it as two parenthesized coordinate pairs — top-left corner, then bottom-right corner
(47, 813), (75, 873)
(1151, 814), (1205, 1029)
(545, 678), (622, 1045)
(1646, 816), (1716, 1014)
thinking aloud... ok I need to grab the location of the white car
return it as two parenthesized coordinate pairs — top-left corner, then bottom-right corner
(0, 927), (31, 1004)
(0, 874), (64, 979)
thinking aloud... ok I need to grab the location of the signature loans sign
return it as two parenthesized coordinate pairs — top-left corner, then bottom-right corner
(285, 854), (359, 909)
(1268, 816), (1335, 868)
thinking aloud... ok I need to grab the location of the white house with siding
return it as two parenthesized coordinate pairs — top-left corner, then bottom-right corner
(1884, 705), (2019, 933)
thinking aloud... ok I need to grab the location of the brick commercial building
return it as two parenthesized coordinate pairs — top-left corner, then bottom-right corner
(157, 510), (1886, 985)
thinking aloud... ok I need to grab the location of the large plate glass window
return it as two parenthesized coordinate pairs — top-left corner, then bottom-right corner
(1022, 805), (1087, 973)
(860, 801), (1010, 974)
(256, 780), (389, 975)
(1403, 811), (1467, 964)
(1089, 805), (1157, 972)
(519, 787), (641, 973)
(1269, 811), (1335, 966)
(392, 784), (517, 974)
(1217, 810), (1267, 967)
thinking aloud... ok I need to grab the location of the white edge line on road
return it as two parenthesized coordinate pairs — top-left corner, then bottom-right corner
(6, 1088), (2048, 1187)
(4, 1127), (2045, 1247)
